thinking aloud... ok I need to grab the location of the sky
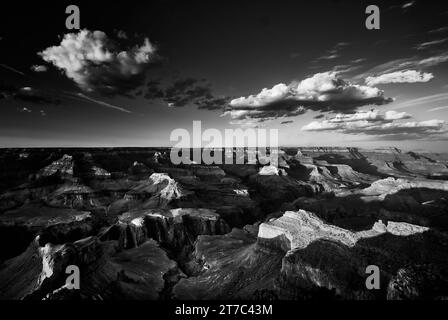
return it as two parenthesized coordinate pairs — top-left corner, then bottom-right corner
(1, 0), (448, 151)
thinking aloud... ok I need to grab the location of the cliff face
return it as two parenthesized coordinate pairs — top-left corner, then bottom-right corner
(0, 236), (181, 300)
(101, 208), (231, 255)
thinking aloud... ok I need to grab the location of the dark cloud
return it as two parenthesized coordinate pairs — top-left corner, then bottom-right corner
(196, 96), (231, 110)
(164, 78), (211, 107)
(144, 80), (164, 100)
(143, 77), (229, 110)
(314, 114), (325, 119)
(281, 120), (294, 124)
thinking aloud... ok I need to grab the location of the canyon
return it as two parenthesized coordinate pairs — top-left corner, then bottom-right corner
(0, 147), (447, 300)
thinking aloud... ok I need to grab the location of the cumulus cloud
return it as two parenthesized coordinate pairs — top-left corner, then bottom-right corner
(39, 29), (157, 96)
(302, 109), (447, 140)
(365, 70), (434, 86)
(225, 72), (393, 124)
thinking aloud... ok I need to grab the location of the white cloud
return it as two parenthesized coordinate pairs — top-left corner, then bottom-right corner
(225, 72), (392, 125)
(392, 93), (448, 110)
(230, 83), (290, 108)
(355, 54), (448, 81)
(428, 106), (448, 112)
(418, 54), (448, 67)
(30, 65), (48, 72)
(365, 70), (434, 86)
(402, 1), (415, 9)
(302, 109), (447, 140)
(328, 110), (411, 123)
(39, 29), (157, 95)
(415, 38), (448, 50)
(75, 93), (132, 113)
(19, 107), (32, 113)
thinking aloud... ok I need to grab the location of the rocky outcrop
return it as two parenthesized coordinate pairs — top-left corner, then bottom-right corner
(37, 154), (74, 178)
(258, 166), (286, 176)
(125, 173), (191, 206)
(107, 208), (231, 255)
(257, 210), (429, 252)
(360, 177), (448, 199)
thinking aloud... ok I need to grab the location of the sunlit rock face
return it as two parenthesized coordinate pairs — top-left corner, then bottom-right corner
(268, 211), (448, 299)
(360, 177), (448, 199)
(124, 173), (192, 206)
(257, 210), (429, 252)
(258, 165), (286, 176)
(37, 154), (74, 178)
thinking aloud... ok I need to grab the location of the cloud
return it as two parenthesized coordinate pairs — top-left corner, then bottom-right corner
(281, 120), (294, 125)
(30, 65), (48, 72)
(302, 109), (447, 140)
(351, 58), (367, 64)
(150, 77), (230, 110)
(39, 29), (157, 96)
(18, 107), (32, 113)
(418, 53), (448, 67)
(74, 93), (132, 113)
(116, 30), (128, 39)
(0, 64), (25, 76)
(402, 1), (416, 9)
(0, 84), (61, 105)
(326, 110), (412, 123)
(428, 106), (448, 112)
(164, 78), (210, 107)
(144, 80), (164, 100)
(355, 54), (448, 81)
(393, 93), (448, 109)
(365, 70), (434, 86)
(315, 42), (350, 61)
(196, 96), (231, 110)
(415, 38), (448, 50)
(225, 72), (393, 124)
(429, 26), (448, 34)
